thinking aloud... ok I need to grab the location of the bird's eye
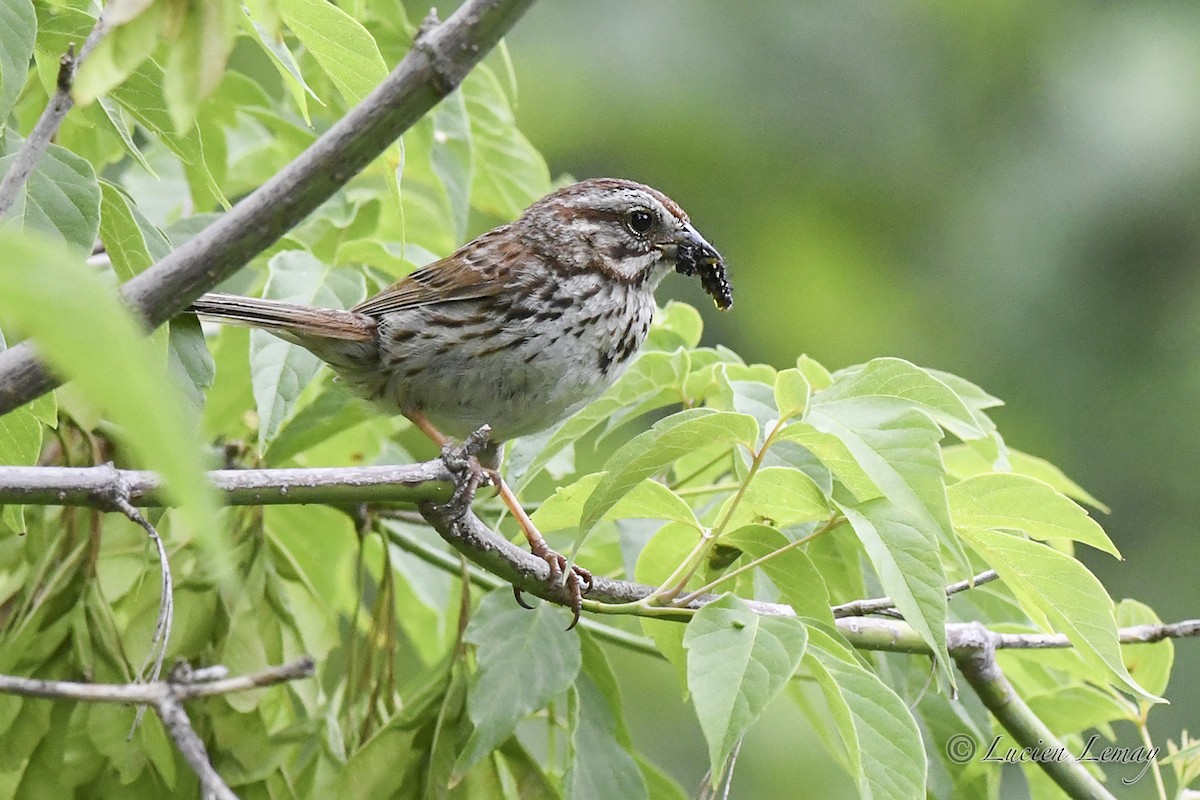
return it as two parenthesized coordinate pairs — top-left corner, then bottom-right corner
(627, 208), (655, 235)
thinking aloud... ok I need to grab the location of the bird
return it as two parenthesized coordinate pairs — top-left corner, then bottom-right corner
(189, 178), (731, 625)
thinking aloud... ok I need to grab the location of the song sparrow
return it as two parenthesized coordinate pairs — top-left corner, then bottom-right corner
(191, 178), (731, 624)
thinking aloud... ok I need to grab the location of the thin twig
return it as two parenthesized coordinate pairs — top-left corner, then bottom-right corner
(831, 569), (1000, 618)
(109, 491), (174, 735)
(110, 496), (173, 685)
(0, 657), (314, 703)
(0, 15), (110, 216)
(0, 0), (541, 415)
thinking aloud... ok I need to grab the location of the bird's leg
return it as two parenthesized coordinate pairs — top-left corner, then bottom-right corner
(405, 411), (592, 628)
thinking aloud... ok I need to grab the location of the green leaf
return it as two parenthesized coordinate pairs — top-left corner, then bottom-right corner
(1116, 599), (1173, 700)
(683, 595), (807, 783)
(721, 524), (834, 626)
(795, 354), (832, 390)
(943, 444), (1109, 512)
(773, 367), (811, 420)
(948, 473), (1119, 557)
(1023, 683), (1134, 734)
(816, 357), (984, 441)
(0, 0), (35, 121)
(532, 473), (699, 533)
(431, 90), (474, 241)
(162, 0), (238, 132)
(240, 11), (316, 125)
(926, 367), (1003, 436)
(720, 466), (828, 531)
(566, 675), (648, 800)
(648, 301), (704, 350)
(99, 180), (170, 281)
(774, 422), (881, 502)
(71, 2), (162, 104)
(958, 526), (1158, 702)
(0, 230), (224, 574)
(807, 405), (968, 572)
(108, 62), (227, 209)
(263, 376), (375, 464)
(463, 65), (551, 218)
(805, 627), (927, 800)
(0, 131), (100, 254)
(727, 378), (778, 431)
(635, 755), (689, 800)
(635, 521), (700, 693)
(456, 590), (583, 778)
(0, 403), (41, 534)
(167, 317), (215, 416)
(579, 409), (758, 536)
(838, 498), (951, 685)
(279, 0), (387, 105)
(250, 251), (365, 448)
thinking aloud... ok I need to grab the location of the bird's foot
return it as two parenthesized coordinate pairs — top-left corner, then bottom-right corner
(513, 543), (594, 630)
(439, 425), (494, 510)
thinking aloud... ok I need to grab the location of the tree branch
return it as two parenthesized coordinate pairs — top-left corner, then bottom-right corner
(0, 14), (110, 217)
(0, 462), (452, 507)
(953, 624), (1118, 800)
(2, 461), (1197, 653)
(156, 695), (238, 800)
(0, 0), (540, 416)
(0, 658), (313, 800)
(0, 657), (314, 703)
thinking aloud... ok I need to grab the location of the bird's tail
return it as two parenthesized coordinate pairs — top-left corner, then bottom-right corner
(189, 293), (376, 342)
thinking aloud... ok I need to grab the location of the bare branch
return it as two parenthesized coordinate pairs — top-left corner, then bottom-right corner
(0, 658), (311, 800)
(0, 15), (110, 216)
(108, 492), (174, 734)
(0, 462), (452, 507)
(832, 569), (1000, 618)
(155, 695), (239, 800)
(0, 657), (313, 704)
(0, 0), (540, 415)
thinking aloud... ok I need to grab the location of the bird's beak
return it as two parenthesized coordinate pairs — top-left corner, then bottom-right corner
(670, 223), (732, 310)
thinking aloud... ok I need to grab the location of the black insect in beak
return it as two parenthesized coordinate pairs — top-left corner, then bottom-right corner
(674, 224), (732, 310)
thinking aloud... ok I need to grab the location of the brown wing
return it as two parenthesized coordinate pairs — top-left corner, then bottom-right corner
(352, 229), (511, 317)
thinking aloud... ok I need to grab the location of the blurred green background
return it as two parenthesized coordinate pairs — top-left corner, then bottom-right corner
(497, 1), (1200, 795)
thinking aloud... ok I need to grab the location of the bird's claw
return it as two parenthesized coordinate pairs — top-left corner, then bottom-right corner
(514, 546), (593, 630)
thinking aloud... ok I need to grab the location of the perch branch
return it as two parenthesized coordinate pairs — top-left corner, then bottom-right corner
(0, 0), (540, 415)
(2, 461), (1195, 653)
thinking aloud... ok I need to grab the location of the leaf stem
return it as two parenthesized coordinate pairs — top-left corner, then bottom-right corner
(654, 419), (788, 603)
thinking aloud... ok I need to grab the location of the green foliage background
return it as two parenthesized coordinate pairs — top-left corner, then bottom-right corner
(506, 3), (1200, 793)
(0, 1), (1197, 799)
